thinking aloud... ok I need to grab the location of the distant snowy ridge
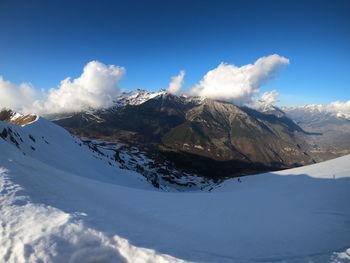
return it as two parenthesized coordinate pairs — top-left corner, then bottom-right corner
(113, 89), (350, 122)
(282, 104), (350, 122)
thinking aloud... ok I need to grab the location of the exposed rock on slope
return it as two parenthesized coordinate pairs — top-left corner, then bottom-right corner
(0, 112), (220, 191)
(53, 92), (315, 177)
(0, 108), (37, 126)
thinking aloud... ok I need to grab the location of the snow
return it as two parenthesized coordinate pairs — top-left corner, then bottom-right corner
(282, 104), (350, 122)
(112, 89), (206, 108)
(9, 112), (23, 121)
(1, 117), (350, 263)
(114, 89), (168, 107)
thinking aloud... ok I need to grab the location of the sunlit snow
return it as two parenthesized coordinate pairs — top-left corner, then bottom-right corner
(0, 117), (349, 263)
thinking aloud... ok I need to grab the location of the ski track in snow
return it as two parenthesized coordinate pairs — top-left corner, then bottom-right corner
(0, 117), (350, 263)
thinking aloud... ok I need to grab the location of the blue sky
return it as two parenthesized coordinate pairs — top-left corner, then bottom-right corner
(0, 0), (349, 106)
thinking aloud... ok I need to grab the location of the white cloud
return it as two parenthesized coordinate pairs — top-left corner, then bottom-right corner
(188, 54), (289, 104)
(0, 56), (293, 115)
(325, 100), (350, 116)
(0, 61), (126, 114)
(167, 70), (185, 95)
(0, 76), (40, 112)
(260, 90), (279, 105)
(244, 90), (280, 110)
(37, 61), (125, 114)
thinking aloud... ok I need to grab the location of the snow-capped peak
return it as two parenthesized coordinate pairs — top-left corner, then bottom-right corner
(114, 89), (168, 107)
(112, 89), (207, 108)
(244, 100), (286, 118)
(284, 104), (325, 114)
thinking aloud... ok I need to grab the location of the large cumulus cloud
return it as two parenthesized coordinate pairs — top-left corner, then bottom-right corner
(188, 54), (289, 104)
(38, 61), (125, 113)
(0, 76), (39, 112)
(0, 61), (125, 114)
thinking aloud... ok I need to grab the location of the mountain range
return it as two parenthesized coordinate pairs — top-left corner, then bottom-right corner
(1, 90), (350, 262)
(50, 90), (318, 179)
(3, 89), (350, 181)
(1, 108), (349, 262)
(282, 104), (350, 161)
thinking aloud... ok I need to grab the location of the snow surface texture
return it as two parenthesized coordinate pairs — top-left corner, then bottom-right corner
(0, 118), (350, 263)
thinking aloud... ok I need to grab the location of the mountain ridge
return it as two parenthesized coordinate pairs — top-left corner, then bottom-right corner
(5, 89), (350, 177)
(51, 90), (315, 177)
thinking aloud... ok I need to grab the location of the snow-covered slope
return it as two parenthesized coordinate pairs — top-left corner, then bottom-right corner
(1, 118), (350, 262)
(0, 117), (153, 190)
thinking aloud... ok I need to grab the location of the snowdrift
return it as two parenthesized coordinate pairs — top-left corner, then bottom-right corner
(0, 118), (349, 263)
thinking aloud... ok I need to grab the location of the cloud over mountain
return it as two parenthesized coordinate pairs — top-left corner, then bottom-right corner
(0, 76), (39, 113)
(37, 61), (125, 114)
(246, 90), (280, 110)
(167, 70), (185, 95)
(5, 55), (348, 118)
(260, 90), (279, 105)
(0, 61), (125, 114)
(188, 54), (289, 104)
(326, 100), (350, 116)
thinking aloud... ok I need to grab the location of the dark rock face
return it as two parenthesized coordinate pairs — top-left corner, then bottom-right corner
(53, 94), (314, 178)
